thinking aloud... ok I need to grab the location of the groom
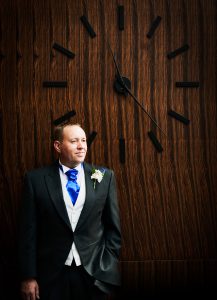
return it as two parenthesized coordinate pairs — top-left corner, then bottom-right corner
(19, 123), (121, 300)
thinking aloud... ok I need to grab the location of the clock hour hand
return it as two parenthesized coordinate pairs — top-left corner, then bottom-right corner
(108, 43), (166, 137)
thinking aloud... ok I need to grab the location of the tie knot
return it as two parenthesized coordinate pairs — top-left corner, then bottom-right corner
(66, 169), (78, 181)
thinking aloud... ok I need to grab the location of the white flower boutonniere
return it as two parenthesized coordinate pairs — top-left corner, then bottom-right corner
(91, 168), (105, 189)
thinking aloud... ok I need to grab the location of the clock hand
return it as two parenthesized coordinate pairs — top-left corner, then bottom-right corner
(108, 42), (167, 137)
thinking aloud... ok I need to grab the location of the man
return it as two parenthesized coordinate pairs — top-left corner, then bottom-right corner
(19, 123), (121, 300)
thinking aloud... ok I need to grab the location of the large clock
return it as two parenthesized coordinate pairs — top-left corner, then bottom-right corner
(43, 5), (199, 158)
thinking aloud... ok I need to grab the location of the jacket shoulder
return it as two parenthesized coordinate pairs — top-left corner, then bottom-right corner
(25, 163), (57, 178)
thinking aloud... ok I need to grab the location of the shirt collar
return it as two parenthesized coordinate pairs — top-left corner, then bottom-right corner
(59, 160), (83, 174)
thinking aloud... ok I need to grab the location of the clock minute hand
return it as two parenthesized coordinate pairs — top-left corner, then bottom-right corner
(119, 77), (167, 137)
(108, 43), (167, 137)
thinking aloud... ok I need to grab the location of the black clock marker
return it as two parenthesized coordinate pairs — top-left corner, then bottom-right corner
(80, 15), (96, 38)
(0, 52), (5, 59)
(175, 81), (200, 88)
(118, 6), (124, 31)
(43, 81), (67, 88)
(168, 110), (190, 125)
(108, 42), (166, 137)
(119, 138), (125, 164)
(148, 131), (163, 153)
(53, 110), (76, 126)
(167, 44), (189, 59)
(87, 131), (97, 148)
(53, 43), (75, 59)
(146, 16), (162, 39)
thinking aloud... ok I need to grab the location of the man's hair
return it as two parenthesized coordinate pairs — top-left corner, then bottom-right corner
(53, 122), (81, 142)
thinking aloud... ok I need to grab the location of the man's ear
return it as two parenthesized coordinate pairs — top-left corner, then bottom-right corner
(54, 140), (61, 153)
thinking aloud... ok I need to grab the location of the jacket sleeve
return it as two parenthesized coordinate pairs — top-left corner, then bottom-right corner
(102, 170), (121, 259)
(18, 174), (37, 280)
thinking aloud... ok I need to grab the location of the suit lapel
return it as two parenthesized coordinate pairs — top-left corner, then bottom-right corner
(75, 162), (96, 230)
(45, 163), (72, 231)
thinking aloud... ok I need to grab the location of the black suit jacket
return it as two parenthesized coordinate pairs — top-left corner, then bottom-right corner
(19, 162), (121, 290)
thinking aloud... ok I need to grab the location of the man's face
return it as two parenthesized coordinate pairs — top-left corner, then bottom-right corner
(55, 125), (87, 168)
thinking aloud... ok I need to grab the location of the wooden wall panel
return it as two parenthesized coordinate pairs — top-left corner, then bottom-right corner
(0, 0), (217, 298)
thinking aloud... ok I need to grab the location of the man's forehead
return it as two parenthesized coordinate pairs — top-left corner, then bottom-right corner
(63, 125), (86, 137)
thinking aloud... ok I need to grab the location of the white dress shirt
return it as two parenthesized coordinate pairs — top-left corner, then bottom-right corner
(59, 161), (86, 266)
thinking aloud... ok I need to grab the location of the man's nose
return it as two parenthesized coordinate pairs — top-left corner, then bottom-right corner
(77, 140), (83, 148)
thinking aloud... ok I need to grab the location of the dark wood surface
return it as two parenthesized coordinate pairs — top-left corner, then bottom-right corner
(0, 0), (216, 298)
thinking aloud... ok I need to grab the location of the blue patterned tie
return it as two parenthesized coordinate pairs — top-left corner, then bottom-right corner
(65, 169), (80, 205)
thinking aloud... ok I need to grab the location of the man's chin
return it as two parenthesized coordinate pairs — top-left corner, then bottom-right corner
(76, 157), (85, 163)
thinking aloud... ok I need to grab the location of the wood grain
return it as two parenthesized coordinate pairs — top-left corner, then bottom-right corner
(0, 0), (217, 297)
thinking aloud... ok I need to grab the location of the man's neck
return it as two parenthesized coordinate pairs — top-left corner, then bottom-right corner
(59, 159), (82, 169)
